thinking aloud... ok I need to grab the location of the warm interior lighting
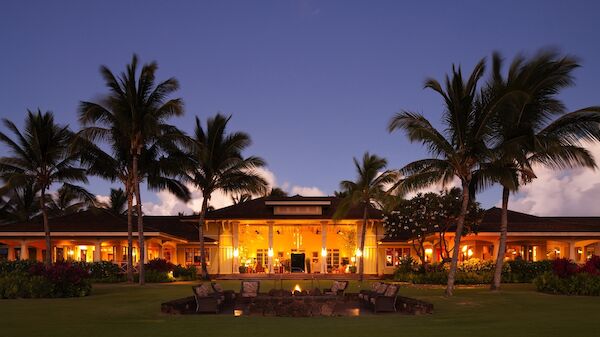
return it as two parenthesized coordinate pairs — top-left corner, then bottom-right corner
(461, 245), (468, 253)
(293, 284), (302, 293)
(425, 248), (433, 255)
(267, 248), (274, 257)
(467, 249), (473, 257)
(67, 249), (74, 256)
(355, 249), (362, 257)
(233, 249), (239, 257)
(321, 248), (327, 257)
(350, 256), (356, 263)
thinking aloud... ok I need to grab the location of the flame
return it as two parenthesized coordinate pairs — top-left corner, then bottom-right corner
(293, 284), (302, 293)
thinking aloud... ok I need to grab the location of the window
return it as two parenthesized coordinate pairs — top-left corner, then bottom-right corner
(185, 248), (210, 266)
(327, 249), (340, 268)
(385, 248), (411, 267)
(256, 248), (268, 266)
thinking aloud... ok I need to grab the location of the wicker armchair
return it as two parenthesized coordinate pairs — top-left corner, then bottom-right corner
(322, 280), (349, 296)
(192, 284), (223, 314)
(211, 282), (235, 303)
(359, 282), (388, 305)
(240, 280), (260, 303)
(369, 284), (400, 313)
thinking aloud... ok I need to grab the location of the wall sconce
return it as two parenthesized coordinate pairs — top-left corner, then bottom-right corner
(355, 249), (362, 257)
(267, 248), (274, 257)
(321, 248), (327, 257)
(233, 249), (239, 257)
(425, 248), (433, 255)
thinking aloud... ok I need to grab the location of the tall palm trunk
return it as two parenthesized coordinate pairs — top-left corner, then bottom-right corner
(132, 154), (145, 285)
(445, 180), (471, 296)
(198, 196), (209, 280)
(40, 186), (52, 265)
(491, 186), (509, 290)
(126, 182), (134, 283)
(358, 204), (368, 281)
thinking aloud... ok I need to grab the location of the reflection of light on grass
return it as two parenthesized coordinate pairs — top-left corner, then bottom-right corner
(234, 309), (243, 317)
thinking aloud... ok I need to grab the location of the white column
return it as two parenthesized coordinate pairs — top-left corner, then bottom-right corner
(568, 241), (576, 261)
(232, 222), (239, 273)
(7, 244), (15, 261)
(20, 241), (29, 260)
(93, 241), (101, 262)
(143, 240), (149, 263)
(321, 221), (327, 274)
(267, 221), (274, 274)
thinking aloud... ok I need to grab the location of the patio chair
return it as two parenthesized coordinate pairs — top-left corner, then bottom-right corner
(211, 282), (236, 303)
(369, 283), (400, 313)
(192, 284), (223, 314)
(358, 281), (382, 302)
(240, 280), (260, 303)
(322, 280), (349, 296)
(359, 282), (388, 305)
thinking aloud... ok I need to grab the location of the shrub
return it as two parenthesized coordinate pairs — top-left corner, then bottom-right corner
(73, 261), (125, 282)
(173, 264), (197, 280)
(505, 260), (552, 283)
(145, 258), (175, 273)
(535, 271), (600, 296)
(552, 258), (579, 278)
(0, 261), (91, 298)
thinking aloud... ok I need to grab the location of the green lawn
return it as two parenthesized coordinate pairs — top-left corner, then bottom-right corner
(1, 281), (598, 337)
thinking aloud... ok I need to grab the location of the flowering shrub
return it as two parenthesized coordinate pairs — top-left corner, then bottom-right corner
(534, 256), (600, 296)
(0, 261), (91, 298)
(552, 258), (579, 278)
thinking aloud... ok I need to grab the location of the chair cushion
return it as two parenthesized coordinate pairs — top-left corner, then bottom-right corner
(331, 281), (344, 293)
(370, 298), (376, 304)
(384, 285), (398, 297)
(212, 283), (224, 292)
(242, 281), (259, 295)
(375, 283), (388, 294)
(371, 282), (381, 291)
(193, 284), (211, 297)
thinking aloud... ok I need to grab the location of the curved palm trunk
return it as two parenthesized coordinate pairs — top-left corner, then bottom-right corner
(491, 186), (510, 290)
(40, 186), (52, 265)
(126, 183), (134, 283)
(198, 197), (209, 280)
(132, 155), (145, 285)
(445, 181), (470, 296)
(358, 205), (368, 282)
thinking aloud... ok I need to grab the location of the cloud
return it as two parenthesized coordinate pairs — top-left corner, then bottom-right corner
(112, 167), (326, 215)
(507, 142), (600, 216)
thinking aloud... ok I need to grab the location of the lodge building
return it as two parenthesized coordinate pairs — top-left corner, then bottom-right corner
(1, 195), (599, 275)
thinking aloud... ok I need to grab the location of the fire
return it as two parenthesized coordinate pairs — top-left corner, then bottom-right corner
(293, 284), (302, 293)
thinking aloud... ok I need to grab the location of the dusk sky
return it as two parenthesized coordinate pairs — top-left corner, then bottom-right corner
(2, 1), (600, 215)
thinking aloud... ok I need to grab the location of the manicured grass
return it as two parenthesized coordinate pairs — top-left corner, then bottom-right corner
(1, 281), (598, 337)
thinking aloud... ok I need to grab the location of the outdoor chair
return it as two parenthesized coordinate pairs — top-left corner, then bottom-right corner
(192, 284), (223, 314)
(322, 280), (349, 296)
(240, 280), (260, 303)
(211, 282), (235, 303)
(369, 283), (400, 313)
(359, 282), (388, 305)
(358, 281), (382, 302)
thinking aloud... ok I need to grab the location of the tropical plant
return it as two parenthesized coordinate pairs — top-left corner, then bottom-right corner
(0, 184), (39, 223)
(78, 54), (187, 284)
(474, 51), (600, 290)
(102, 188), (128, 215)
(47, 184), (96, 217)
(388, 59), (502, 296)
(185, 113), (268, 279)
(231, 193), (252, 205)
(0, 110), (88, 264)
(334, 152), (397, 281)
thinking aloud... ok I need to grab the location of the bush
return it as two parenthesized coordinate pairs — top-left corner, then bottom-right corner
(505, 260), (552, 283)
(173, 264), (197, 281)
(145, 258), (175, 273)
(535, 271), (600, 296)
(74, 261), (125, 282)
(0, 261), (91, 298)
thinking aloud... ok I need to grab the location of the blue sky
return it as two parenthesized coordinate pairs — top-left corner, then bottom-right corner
(1, 1), (600, 213)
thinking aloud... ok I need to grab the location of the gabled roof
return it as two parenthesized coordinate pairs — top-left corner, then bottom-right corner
(479, 207), (600, 232)
(196, 195), (384, 221)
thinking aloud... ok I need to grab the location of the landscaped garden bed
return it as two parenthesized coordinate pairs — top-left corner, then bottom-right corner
(534, 257), (600, 296)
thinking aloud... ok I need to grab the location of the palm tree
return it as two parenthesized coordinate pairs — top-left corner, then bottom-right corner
(186, 113), (268, 279)
(334, 152), (397, 281)
(388, 59), (502, 296)
(0, 184), (39, 224)
(79, 54), (186, 285)
(267, 187), (288, 198)
(0, 110), (87, 264)
(476, 51), (600, 290)
(47, 184), (96, 217)
(101, 188), (128, 215)
(231, 193), (252, 205)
